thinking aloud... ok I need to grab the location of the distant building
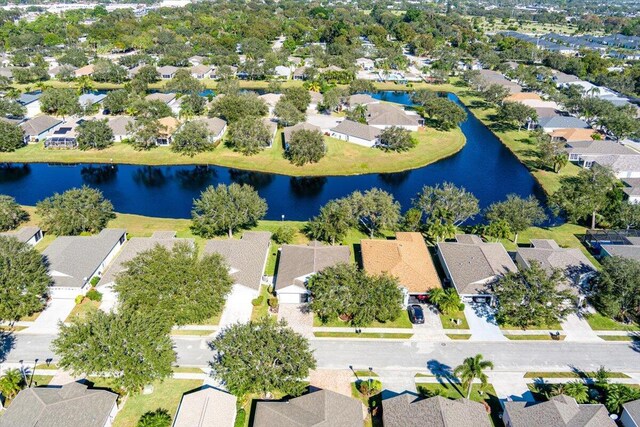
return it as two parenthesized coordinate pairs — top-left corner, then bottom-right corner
(157, 65), (179, 79)
(0, 226), (43, 246)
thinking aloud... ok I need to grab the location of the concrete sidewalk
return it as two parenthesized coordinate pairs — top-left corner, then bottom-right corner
(22, 299), (76, 334)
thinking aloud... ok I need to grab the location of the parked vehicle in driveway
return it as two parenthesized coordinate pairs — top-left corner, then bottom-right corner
(408, 304), (425, 324)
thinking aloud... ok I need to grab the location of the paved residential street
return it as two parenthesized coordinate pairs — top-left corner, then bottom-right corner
(4, 334), (639, 373)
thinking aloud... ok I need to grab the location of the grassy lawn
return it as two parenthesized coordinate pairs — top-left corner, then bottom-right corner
(523, 371), (630, 379)
(446, 333), (472, 340)
(172, 367), (204, 374)
(31, 375), (54, 387)
(313, 311), (412, 328)
(170, 329), (216, 336)
(416, 383), (501, 426)
(0, 127), (464, 176)
(439, 310), (469, 329)
(505, 334), (565, 341)
(251, 285), (273, 321)
(351, 381), (383, 427)
(314, 332), (413, 339)
(0, 325), (27, 332)
(598, 335), (639, 341)
(65, 298), (101, 322)
(585, 313), (640, 331)
(354, 370), (379, 377)
(111, 379), (203, 427)
(499, 320), (561, 331)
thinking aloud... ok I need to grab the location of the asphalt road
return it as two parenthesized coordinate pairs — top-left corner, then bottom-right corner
(4, 334), (639, 373)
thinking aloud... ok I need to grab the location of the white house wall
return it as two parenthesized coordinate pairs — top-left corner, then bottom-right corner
(330, 131), (376, 148)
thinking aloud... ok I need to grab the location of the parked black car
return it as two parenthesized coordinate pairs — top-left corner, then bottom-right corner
(408, 304), (425, 324)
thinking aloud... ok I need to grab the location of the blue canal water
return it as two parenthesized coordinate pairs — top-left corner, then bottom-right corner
(0, 92), (545, 221)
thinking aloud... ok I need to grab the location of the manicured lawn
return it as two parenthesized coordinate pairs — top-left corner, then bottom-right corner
(351, 381), (383, 427)
(416, 383), (501, 426)
(505, 334), (565, 341)
(439, 310), (469, 329)
(251, 285), (274, 321)
(172, 367), (204, 374)
(196, 312), (221, 326)
(585, 312), (640, 331)
(446, 333), (472, 340)
(523, 371), (630, 379)
(65, 298), (101, 322)
(598, 335), (639, 341)
(31, 375), (54, 387)
(111, 379), (203, 427)
(313, 311), (413, 329)
(0, 325), (27, 332)
(314, 332), (413, 339)
(354, 370), (379, 377)
(0, 128), (464, 176)
(170, 329), (216, 336)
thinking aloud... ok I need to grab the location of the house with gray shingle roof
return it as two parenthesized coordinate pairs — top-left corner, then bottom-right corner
(565, 140), (636, 167)
(20, 115), (63, 143)
(621, 398), (640, 427)
(622, 178), (640, 204)
(330, 119), (381, 148)
(17, 91), (43, 118)
(503, 395), (615, 427)
(0, 226), (43, 246)
(157, 65), (179, 79)
(436, 234), (517, 303)
(193, 117), (227, 143)
(0, 381), (118, 427)
(383, 394), (491, 427)
(107, 116), (135, 142)
(345, 94), (379, 109)
(190, 64), (214, 79)
(172, 386), (237, 427)
(515, 239), (596, 303)
(366, 103), (423, 131)
(252, 389), (363, 427)
(275, 242), (350, 304)
(282, 122), (322, 147)
(43, 229), (126, 298)
(594, 154), (640, 179)
(538, 115), (590, 133)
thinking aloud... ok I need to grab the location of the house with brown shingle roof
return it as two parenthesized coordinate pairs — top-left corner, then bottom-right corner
(74, 63), (95, 77)
(436, 234), (517, 303)
(156, 116), (180, 145)
(361, 232), (441, 301)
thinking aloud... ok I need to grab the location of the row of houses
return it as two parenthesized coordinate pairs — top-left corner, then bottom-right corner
(5, 377), (638, 426)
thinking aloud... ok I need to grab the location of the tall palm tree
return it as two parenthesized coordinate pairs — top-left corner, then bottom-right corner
(560, 381), (589, 403)
(0, 368), (25, 400)
(76, 76), (95, 94)
(454, 354), (494, 399)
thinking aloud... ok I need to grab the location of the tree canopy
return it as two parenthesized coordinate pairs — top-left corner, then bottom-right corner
(191, 183), (268, 238)
(377, 126), (416, 152)
(210, 318), (316, 398)
(413, 182), (479, 227)
(115, 242), (233, 325)
(307, 199), (353, 245)
(39, 88), (80, 117)
(171, 120), (213, 157)
(0, 236), (51, 322)
(0, 195), (29, 231)
(348, 189), (401, 238)
(286, 129), (326, 166)
(208, 92), (267, 123)
(226, 117), (272, 156)
(77, 119), (115, 150)
(0, 121), (24, 152)
(591, 256), (640, 324)
(485, 194), (547, 244)
(36, 186), (115, 235)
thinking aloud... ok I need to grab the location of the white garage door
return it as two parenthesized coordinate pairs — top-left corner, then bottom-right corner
(278, 292), (305, 304)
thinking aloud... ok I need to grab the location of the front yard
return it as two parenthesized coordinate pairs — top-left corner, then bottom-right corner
(585, 312), (640, 332)
(313, 311), (413, 329)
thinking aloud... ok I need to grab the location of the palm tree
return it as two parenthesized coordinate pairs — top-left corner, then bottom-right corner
(136, 408), (172, 427)
(453, 354), (494, 399)
(0, 369), (25, 400)
(553, 152), (568, 173)
(76, 76), (95, 94)
(347, 104), (368, 124)
(429, 288), (462, 315)
(604, 384), (640, 413)
(562, 381), (589, 403)
(306, 81), (321, 92)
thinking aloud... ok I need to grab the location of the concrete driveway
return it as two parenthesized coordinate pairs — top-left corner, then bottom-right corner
(463, 303), (507, 342)
(278, 304), (313, 338)
(307, 113), (342, 132)
(23, 299), (76, 334)
(218, 284), (255, 329)
(561, 313), (602, 342)
(411, 305), (447, 340)
(97, 284), (117, 313)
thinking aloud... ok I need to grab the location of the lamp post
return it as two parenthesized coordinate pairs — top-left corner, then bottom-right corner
(368, 367), (373, 389)
(29, 359), (38, 388)
(281, 214), (285, 222)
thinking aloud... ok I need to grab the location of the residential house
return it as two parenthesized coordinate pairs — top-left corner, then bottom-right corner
(366, 103), (423, 131)
(145, 92), (178, 108)
(292, 66), (308, 81)
(43, 228), (126, 298)
(564, 140), (636, 167)
(79, 93), (106, 110)
(44, 118), (85, 149)
(383, 394), (491, 427)
(515, 239), (596, 304)
(48, 64), (76, 79)
(622, 178), (640, 204)
(551, 128), (597, 143)
(330, 119), (381, 148)
(74, 63), (95, 77)
(538, 115), (591, 133)
(273, 65), (291, 79)
(188, 55), (205, 66)
(553, 72), (581, 87)
(107, 116), (134, 142)
(172, 386), (237, 427)
(193, 117), (227, 143)
(0, 381), (118, 427)
(157, 65), (179, 79)
(190, 64), (214, 80)
(356, 57), (375, 71)
(204, 232), (271, 324)
(436, 234), (517, 304)
(263, 117), (278, 148)
(156, 117), (180, 145)
(503, 395), (615, 427)
(504, 92), (543, 103)
(621, 398), (640, 427)
(0, 226), (43, 246)
(345, 94), (379, 109)
(361, 232), (442, 304)
(20, 115), (63, 143)
(258, 93), (282, 115)
(252, 389), (362, 427)
(593, 154), (640, 178)
(17, 91), (43, 118)
(308, 91), (323, 111)
(275, 242), (350, 304)
(477, 69), (522, 94)
(283, 122), (322, 147)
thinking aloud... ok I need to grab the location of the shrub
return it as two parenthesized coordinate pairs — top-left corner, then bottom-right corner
(85, 289), (103, 302)
(267, 297), (279, 308)
(273, 225), (296, 244)
(136, 408), (171, 427)
(90, 276), (100, 286)
(74, 295), (84, 305)
(252, 296), (264, 307)
(357, 379), (382, 398)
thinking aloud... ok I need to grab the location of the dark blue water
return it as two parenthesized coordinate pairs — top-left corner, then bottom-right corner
(0, 92), (545, 221)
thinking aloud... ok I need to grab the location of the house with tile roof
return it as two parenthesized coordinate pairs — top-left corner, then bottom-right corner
(43, 229), (126, 298)
(383, 394), (491, 427)
(361, 232), (441, 303)
(551, 128), (598, 143)
(74, 63), (95, 77)
(436, 234), (517, 304)
(252, 389), (363, 427)
(20, 115), (63, 143)
(172, 386), (237, 427)
(330, 119), (381, 148)
(156, 116), (180, 145)
(275, 242), (350, 304)
(0, 226), (43, 246)
(515, 239), (596, 303)
(0, 381), (118, 427)
(503, 395), (615, 427)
